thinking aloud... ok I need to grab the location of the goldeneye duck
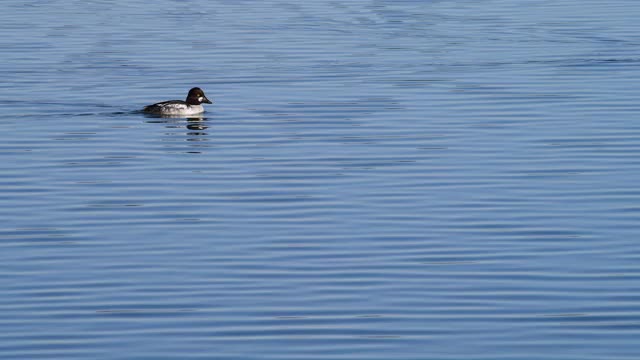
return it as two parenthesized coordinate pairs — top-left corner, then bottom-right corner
(143, 87), (213, 116)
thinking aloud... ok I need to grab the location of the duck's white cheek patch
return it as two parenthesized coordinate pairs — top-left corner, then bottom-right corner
(198, 97), (204, 102)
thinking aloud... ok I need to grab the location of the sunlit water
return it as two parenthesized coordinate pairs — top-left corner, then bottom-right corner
(2, 1), (640, 359)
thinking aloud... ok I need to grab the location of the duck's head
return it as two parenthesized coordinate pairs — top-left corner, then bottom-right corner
(186, 87), (213, 105)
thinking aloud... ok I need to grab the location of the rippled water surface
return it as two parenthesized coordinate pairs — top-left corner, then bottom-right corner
(2, 1), (640, 359)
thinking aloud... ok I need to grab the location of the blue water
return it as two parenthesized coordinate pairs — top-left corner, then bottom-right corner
(2, 1), (640, 359)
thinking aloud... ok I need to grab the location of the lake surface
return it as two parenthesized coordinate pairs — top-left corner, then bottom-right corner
(2, 1), (640, 359)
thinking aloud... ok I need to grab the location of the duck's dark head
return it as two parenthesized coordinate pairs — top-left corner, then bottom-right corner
(186, 87), (213, 105)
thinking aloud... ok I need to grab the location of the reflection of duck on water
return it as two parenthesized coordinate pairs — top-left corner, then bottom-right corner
(186, 118), (208, 132)
(142, 87), (213, 116)
(144, 116), (209, 136)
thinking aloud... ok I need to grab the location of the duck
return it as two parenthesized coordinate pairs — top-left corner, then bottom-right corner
(143, 87), (213, 116)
